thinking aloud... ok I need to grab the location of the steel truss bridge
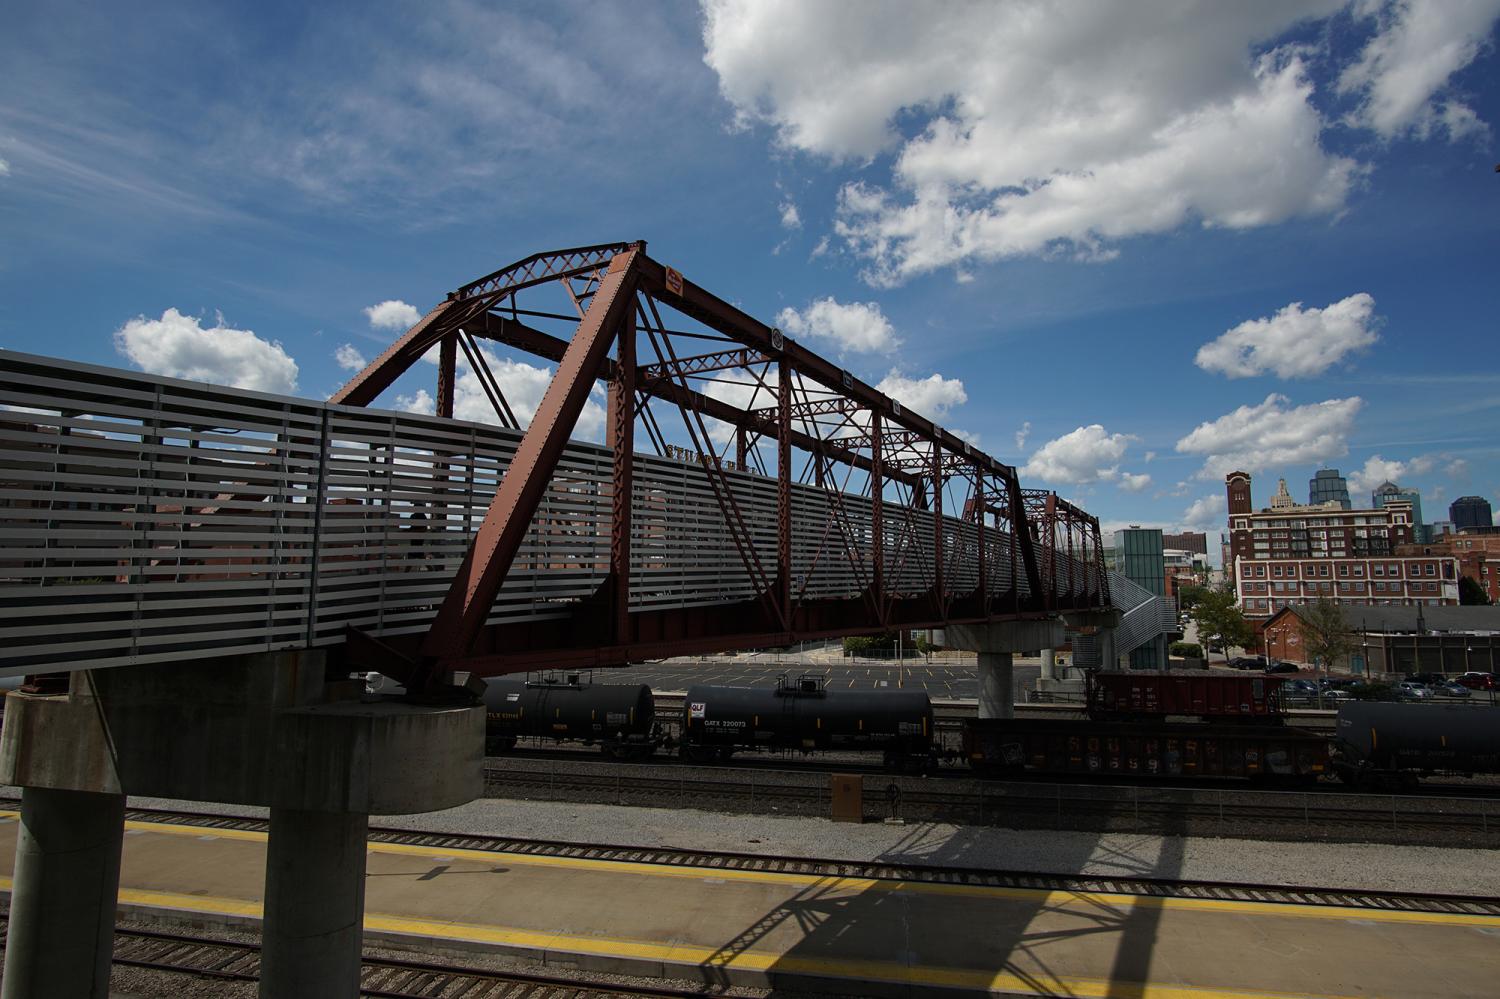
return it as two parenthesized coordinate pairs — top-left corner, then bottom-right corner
(0, 242), (1115, 691)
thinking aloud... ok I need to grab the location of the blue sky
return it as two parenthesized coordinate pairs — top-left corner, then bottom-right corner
(3, 0), (1499, 556)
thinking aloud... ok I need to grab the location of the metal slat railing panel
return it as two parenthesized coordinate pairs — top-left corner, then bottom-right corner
(1, 351), (1102, 674)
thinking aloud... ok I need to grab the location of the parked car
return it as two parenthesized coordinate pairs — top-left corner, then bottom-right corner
(1320, 677), (1359, 690)
(1229, 655), (1268, 670)
(1264, 662), (1299, 674)
(1322, 688), (1353, 702)
(1396, 681), (1433, 700)
(1435, 681), (1471, 698)
(1457, 672), (1497, 691)
(1404, 672), (1447, 686)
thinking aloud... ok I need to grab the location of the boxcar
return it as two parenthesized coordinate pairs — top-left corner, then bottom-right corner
(1088, 671), (1286, 723)
(963, 718), (1327, 782)
(483, 675), (656, 758)
(681, 675), (933, 766)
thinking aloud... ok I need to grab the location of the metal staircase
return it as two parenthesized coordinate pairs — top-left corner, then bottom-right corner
(1071, 571), (1177, 669)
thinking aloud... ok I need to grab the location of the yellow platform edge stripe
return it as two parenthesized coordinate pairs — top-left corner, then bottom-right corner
(0, 875), (1354, 999)
(3, 810), (1497, 930)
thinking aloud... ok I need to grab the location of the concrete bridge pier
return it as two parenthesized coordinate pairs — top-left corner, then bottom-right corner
(0, 652), (484, 999)
(1040, 648), (1056, 681)
(941, 620), (1065, 719)
(1, 787), (126, 999)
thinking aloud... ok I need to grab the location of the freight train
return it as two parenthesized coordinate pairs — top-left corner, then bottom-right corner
(964, 671), (1327, 782)
(479, 670), (1499, 786)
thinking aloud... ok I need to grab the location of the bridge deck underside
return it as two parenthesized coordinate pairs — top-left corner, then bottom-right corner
(0, 353), (1104, 676)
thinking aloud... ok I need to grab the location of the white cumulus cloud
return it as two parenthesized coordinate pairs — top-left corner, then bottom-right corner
(1338, 0), (1500, 141)
(334, 343), (368, 371)
(778, 199), (802, 229)
(1182, 494), (1228, 532)
(1014, 421), (1032, 452)
(455, 348), (605, 441)
(777, 297), (900, 353)
(875, 370), (967, 420)
(386, 344), (605, 440)
(114, 308), (298, 394)
(364, 299), (422, 331)
(1195, 292), (1380, 379)
(1118, 472), (1153, 493)
(1021, 424), (1137, 486)
(704, 1), (1364, 285)
(1175, 394), (1362, 479)
(395, 388), (435, 416)
(1347, 453), (1437, 495)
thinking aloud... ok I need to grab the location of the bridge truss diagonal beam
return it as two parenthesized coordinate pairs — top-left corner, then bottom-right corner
(322, 241), (1111, 680)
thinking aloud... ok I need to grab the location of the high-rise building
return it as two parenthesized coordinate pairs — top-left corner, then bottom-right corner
(1451, 496), (1494, 531)
(1308, 468), (1351, 509)
(1373, 481), (1427, 543)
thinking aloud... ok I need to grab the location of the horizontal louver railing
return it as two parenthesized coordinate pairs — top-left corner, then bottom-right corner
(0, 352), (1095, 675)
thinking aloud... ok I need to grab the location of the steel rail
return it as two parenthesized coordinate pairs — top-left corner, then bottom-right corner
(67, 920), (713, 997)
(20, 800), (1496, 917)
(478, 766), (1500, 845)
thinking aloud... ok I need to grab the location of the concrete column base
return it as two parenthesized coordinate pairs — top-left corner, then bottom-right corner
(1, 787), (126, 999)
(977, 651), (1014, 719)
(261, 807), (369, 999)
(1040, 648), (1056, 681)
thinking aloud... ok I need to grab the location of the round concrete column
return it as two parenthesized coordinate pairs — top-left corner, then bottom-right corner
(260, 807), (369, 999)
(1, 787), (126, 999)
(977, 651), (1014, 719)
(1040, 649), (1056, 682)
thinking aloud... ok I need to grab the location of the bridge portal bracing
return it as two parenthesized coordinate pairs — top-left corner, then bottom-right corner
(0, 241), (1110, 686)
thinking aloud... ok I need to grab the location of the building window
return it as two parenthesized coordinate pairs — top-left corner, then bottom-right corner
(1338, 564), (1349, 577)
(1424, 564), (1435, 576)
(1374, 564), (1384, 577)
(1273, 565), (1282, 577)
(1354, 564), (1365, 577)
(1256, 566), (1266, 578)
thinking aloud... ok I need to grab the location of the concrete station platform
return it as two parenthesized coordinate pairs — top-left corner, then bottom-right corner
(2, 810), (1496, 997)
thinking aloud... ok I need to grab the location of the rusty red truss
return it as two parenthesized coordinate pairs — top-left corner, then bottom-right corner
(330, 242), (1111, 689)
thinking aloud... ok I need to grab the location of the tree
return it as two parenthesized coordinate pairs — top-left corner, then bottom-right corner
(1190, 588), (1255, 659)
(1459, 576), (1492, 606)
(1175, 584), (1211, 616)
(1299, 599), (1357, 672)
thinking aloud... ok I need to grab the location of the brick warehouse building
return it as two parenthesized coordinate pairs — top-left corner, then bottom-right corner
(1263, 604), (1500, 677)
(1223, 472), (1459, 623)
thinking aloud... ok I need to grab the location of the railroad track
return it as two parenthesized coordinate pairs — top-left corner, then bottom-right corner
(23, 801), (1500, 918)
(484, 763), (1500, 841)
(488, 744), (1498, 797)
(0, 919), (713, 997)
